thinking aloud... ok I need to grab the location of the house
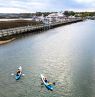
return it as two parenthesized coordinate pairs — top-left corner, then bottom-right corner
(43, 12), (66, 24)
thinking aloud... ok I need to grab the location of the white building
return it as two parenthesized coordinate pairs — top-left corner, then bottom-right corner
(32, 14), (44, 22)
(44, 12), (66, 24)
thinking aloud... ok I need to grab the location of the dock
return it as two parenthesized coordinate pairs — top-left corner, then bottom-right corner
(0, 19), (83, 39)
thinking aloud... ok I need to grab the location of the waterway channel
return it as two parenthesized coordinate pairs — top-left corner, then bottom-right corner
(0, 20), (95, 97)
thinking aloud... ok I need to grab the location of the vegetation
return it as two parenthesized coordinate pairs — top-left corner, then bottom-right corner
(0, 20), (43, 30)
(78, 12), (95, 18)
(33, 12), (54, 16)
(64, 11), (95, 18)
(64, 11), (75, 17)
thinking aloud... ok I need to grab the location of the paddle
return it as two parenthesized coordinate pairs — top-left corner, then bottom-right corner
(22, 74), (25, 76)
(41, 82), (44, 85)
(48, 82), (56, 85)
(11, 73), (25, 76)
(41, 81), (56, 86)
(52, 82), (56, 85)
(11, 73), (14, 76)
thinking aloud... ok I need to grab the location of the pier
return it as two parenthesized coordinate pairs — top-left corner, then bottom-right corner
(0, 19), (83, 39)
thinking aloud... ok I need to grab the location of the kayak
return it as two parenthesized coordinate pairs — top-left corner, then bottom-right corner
(40, 74), (53, 91)
(15, 66), (22, 80)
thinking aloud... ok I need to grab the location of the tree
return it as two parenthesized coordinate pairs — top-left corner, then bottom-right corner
(69, 11), (75, 16)
(64, 11), (75, 17)
(64, 11), (69, 17)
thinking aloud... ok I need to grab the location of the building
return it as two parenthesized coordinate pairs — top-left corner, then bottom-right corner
(43, 12), (66, 24)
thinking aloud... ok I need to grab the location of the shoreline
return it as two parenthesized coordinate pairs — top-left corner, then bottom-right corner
(0, 38), (15, 45)
(0, 19), (83, 45)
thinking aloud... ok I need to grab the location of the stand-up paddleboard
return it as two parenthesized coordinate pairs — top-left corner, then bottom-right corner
(40, 74), (53, 91)
(15, 66), (22, 80)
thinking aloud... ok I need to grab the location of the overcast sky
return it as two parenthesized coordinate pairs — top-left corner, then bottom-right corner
(0, 0), (95, 13)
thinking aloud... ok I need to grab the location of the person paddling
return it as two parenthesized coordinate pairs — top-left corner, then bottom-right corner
(44, 78), (48, 83)
(16, 69), (21, 76)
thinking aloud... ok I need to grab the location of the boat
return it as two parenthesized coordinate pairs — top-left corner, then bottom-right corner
(40, 74), (53, 91)
(15, 66), (22, 80)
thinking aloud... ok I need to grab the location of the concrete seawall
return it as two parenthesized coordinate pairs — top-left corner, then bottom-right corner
(0, 19), (83, 40)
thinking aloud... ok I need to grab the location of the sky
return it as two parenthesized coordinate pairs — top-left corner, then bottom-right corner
(0, 0), (95, 13)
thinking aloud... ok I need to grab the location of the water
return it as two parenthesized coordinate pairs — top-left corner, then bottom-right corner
(0, 20), (95, 97)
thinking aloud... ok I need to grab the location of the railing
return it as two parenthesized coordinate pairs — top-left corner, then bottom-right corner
(0, 18), (83, 38)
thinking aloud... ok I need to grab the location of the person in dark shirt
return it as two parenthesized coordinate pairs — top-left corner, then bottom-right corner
(44, 78), (48, 83)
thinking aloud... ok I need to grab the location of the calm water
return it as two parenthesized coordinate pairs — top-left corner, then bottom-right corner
(0, 20), (95, 97)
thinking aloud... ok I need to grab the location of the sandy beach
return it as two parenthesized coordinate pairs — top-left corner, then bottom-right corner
(0, 38), (15, 45)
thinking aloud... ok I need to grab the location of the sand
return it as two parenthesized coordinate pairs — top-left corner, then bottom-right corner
(0, 38), (15, 45)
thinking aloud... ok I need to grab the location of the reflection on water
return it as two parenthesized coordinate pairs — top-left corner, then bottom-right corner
(0, 20), (95, 97)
